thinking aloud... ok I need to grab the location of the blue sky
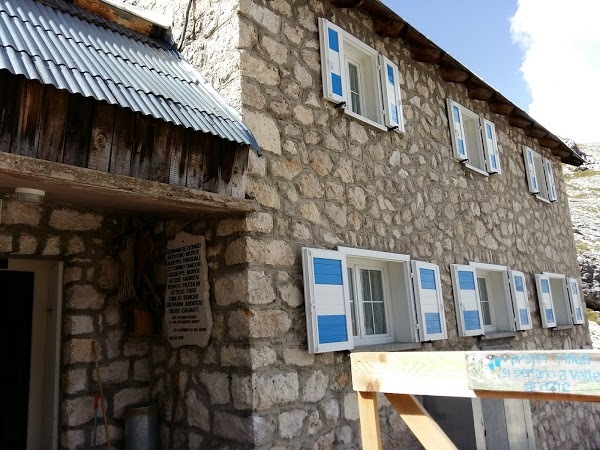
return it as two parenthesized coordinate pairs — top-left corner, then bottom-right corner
(389, 1), (529, 110)
(386, 1), (600, 143)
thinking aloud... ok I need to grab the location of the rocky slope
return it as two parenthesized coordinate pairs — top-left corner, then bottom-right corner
(563, 141), (600, 311)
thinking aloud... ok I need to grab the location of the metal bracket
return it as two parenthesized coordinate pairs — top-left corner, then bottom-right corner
(387, 126), (399, 132)
(334, 101), (347, 110)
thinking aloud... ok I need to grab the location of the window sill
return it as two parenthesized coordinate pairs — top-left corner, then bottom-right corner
(462, 162), (489, 177)
(480, 331), (518, 340)
(552, 325), (574, 331)
(534, 194), (551, 204)
(343, 108), (389, 132)
(351, 342), (421, 353)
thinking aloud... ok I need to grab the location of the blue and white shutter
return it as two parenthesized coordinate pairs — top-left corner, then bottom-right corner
(302, 248), (353, 353)
(543, 158), (558, 202)
(480, 118), (501, 174)
(411, 261), (447, 341)
(523, 146), (539, 194)
(566, 278), (585, 325)
(451, 264), (484, 337)
(447, 99), (468, 161)
(379, 55), (404, 131)
(508, 270), (532, 330)
(535, 274), (556, 328)
(318, 19), (346, 105)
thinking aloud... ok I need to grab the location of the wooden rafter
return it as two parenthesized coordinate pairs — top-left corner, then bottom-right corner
(488, 101), (515, 115)
(468, 86), (495, 101)
(440, 66), (469, 83)
(373, 18), (406, 37)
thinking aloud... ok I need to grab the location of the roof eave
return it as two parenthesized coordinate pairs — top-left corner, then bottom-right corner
(330, 0), (584, 166)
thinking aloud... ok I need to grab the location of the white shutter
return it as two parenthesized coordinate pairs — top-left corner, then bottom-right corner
(447, 99), (468, 161)
(451, 264), (484, 336)
(522, 146), (539, 194)
(508, 271), (532, 330)
(318, 19), (346, 104)
(566, 278), (585, 325)
(302, 248), (353, 353)
(379, 55), (404, 131)
(535, 274), (556, 328)
(543, 158), (558, 202)
(411, 261), (447, 341)
(480, 118), (501, 174)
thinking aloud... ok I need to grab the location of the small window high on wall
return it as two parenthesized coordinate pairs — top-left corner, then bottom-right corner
(535, 273), (585, 328)
(302, 247), (447, 353)
(523, 146), (558, 203)
(319, 18), (404, 132)
(450, 263), (532, 337)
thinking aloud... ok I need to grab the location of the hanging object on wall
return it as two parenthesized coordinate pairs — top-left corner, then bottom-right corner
(163, 231), (212, 347)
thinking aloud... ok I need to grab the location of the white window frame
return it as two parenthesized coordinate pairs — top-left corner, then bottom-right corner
(541, 272), (582, 327)
(522, 146), (557, 203)
(476, 274), (496, 332)
(319, 18), (404, 133)
(346, 57), (365, 117)
(447, 99), (501, 176)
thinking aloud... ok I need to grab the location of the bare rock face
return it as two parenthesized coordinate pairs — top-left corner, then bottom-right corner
(564, 140), (600, 310)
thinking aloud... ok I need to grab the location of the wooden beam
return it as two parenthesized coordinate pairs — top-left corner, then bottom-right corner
(508, 116), (533, 129)
(525, 127), (548, 139)
(330, 0), (364, 8)
(488, 101), (515, 115)
(440, 66), (469, 83)
(538, 138), (561, 149)
(373, 18), (406, 37)
(411, 45), (442, 63)
(468, 86), (494, 101)
(357, 392), (383, 450)
(384, 394), (457, 450)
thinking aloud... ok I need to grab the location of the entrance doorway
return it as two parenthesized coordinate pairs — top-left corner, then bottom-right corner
(0, 259), (63, 450)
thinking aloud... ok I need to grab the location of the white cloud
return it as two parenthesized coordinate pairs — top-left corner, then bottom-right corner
(511, 0), (600, 143)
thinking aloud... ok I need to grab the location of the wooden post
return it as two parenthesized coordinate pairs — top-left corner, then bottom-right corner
(384, 394), (457, 450)
(357, 391), (383, 450)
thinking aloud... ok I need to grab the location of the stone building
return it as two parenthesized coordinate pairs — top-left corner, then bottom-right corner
(3, 0), (600, 449)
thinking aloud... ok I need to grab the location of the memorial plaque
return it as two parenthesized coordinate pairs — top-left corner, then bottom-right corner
(164, 232), (212, 347)
(466, 351), (600, 397)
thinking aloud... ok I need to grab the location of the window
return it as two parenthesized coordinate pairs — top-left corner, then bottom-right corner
(447, 99), (501, 175)
(302, 246), (447, 353)
(535, 273), (585, 328)
(451, 263), (532, 337)
(523, 146), (557, 202)
(319, 18), (404, 132)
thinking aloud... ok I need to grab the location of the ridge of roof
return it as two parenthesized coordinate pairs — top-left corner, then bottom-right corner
(331, 0), (583, 166)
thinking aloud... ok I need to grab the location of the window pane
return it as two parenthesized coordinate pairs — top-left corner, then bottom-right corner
(347, 268), (357, 336)
(348, 62), (362, 115)
(478, 277), (492, 327)
(360, 269), (387, 336)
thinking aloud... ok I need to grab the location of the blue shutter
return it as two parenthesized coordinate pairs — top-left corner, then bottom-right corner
(535, 274), (556, 328)
(567, 278), (585, 325)
(318, 19), (346, 104)
(509, 270), (532, 330)
(481, 118), (501, 174)
(302, 248), (353, 353)
(379, 55), (404, 131)
(544, 158), (558, 202)
(451, 264), (484, 336)
(411, 261), (447, 341)
(523, 146), (539, 194)
(447, 99), (468, 161)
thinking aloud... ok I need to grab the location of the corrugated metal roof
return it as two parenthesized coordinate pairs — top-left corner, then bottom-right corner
(0, 0), (259, 151)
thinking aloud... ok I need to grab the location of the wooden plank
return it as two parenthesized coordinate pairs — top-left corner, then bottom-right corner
(73, 0), (155, 36)
(88, 102), (115, 172)
(356, 392), (383, 450)
(12, 78), (45, 158)
(384, 394), (457, 450)
(185, 130), (205, 190)
(0, 70), (20, 153)
(466, 351), (600, 398)
(131, 115), (155, 180)
(109, 108), (136, 176)
(63, 94), (94, 167)
(150, 121), (172, 183)
(219, 143), (248, 198)
(167, 126), (188, 187)
(202, 135), (220, 193)
(38, 87), (69, 162)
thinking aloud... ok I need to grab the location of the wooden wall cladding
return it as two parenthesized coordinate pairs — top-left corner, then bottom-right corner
(0, 71), (248, 198)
